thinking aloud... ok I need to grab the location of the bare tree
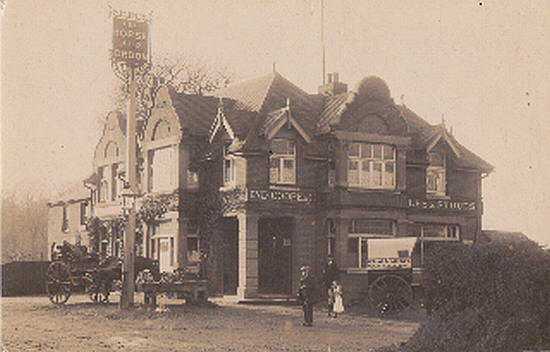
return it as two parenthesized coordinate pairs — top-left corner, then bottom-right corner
(1, 192), (48, 263)
(111, 55), (232, 121)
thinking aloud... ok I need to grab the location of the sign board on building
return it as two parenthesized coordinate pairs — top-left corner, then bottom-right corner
(248, 189), (314, 204)
(112, 10), (149, 67)
(408, 198), (476, 211)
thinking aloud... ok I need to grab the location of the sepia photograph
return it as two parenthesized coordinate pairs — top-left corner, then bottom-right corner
(2, 1), (550, 351)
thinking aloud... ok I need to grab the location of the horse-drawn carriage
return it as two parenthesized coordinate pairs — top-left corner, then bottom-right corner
(46, 241), (159, 304)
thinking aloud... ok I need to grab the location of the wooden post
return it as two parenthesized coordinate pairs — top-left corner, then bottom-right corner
(120, 67), (137, 309)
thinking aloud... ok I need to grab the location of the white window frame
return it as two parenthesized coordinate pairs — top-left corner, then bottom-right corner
(426, 152), (446, 196)
(269, 138), (296, 185)
(347, 143), (395, 189)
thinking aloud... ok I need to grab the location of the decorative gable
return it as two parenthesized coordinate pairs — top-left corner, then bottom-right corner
(93, 110), (126, 169)
(143, 86), (183, 144)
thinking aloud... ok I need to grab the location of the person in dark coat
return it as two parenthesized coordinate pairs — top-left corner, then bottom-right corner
(298, 265), (315, 326)
(322, 258), (339, 316)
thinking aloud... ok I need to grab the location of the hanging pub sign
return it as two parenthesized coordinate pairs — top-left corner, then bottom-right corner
(112, 9), (150, 68)
(408, 198), (476, 211)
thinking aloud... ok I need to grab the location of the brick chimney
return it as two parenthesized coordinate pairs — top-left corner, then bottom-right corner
(318, 72), (347, 96)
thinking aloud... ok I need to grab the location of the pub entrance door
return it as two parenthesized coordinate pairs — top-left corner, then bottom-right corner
(258, 217), (293, 295)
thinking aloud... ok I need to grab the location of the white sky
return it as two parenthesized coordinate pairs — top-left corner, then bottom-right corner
(2, 0), (550, 247)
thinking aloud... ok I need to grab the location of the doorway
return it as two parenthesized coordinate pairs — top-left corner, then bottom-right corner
(258, 217), (293, 295)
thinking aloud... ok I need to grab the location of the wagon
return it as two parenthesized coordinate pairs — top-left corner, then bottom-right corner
(360, 237), (423, 317)
(46, 241), (159, 304)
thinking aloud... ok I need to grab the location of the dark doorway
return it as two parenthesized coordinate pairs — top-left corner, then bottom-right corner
(221, 217), (239, 295)
(258, 217), (293, 295)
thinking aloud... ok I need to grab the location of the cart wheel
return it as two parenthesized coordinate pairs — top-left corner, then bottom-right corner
(368, 275), (412, 317)
(46, 261), (72, 304)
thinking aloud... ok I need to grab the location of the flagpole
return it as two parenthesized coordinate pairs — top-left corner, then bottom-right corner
(321, 0), (326, 84)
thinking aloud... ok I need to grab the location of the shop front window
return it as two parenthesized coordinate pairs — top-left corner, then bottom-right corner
(270, 138), (296, 184)
(426, 152), (446, 196)
(347, 219), (396, 268)
(412, 223), (460, 240)
(347, 143), (395, 189)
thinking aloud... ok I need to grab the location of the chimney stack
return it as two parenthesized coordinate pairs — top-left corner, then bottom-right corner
(318, 72), (347, 97)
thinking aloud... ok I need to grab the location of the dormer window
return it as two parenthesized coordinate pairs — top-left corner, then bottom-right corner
(347, 143), (395, 189)
(269, 138), (296, 184)
(426, 152), (446, 196)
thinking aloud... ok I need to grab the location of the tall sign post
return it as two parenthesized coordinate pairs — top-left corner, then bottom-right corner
(111, 9), (151, 309)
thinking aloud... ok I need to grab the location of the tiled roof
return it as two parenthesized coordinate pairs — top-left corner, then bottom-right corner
(214, 72), (324, 136)
(400, 105), (493, 172)
(169, 90), (220, 136)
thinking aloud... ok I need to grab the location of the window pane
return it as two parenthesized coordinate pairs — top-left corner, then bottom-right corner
(424, 224), (446, 237)
(286, 141), (295, 155)
(361, 161), (370, 186)
(353, 220), (394, 235)
(373, 162), (383, 186)
(361, 143), (372, 158)
(224, 158), (233, 184)
(383, 146), (394, 160)
(348, 160), (359, 185)
(187, 237), (200, 262)
(282, 159), (295, 183)
(270, 157), (281, 183)
(349, 143), (360, 157)
(384, 162), (394, 187)
(373, 145), (382, 159)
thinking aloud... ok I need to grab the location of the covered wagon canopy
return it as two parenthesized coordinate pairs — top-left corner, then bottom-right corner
(367, 237), (417, 270)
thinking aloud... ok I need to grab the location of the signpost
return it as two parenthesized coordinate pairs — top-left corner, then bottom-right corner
(111, 9), (150, 309)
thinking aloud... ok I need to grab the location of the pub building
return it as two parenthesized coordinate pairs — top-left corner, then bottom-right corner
(77, 71), (492, 302)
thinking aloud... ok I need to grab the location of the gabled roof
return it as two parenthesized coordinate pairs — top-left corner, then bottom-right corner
(260, 103), (312, 143)
(214, 72), (324, 137)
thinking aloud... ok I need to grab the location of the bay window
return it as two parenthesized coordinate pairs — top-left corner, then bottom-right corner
(348, 143), (395, 189)
(269, 138), (296, 184)
(426, 152), (446, 196)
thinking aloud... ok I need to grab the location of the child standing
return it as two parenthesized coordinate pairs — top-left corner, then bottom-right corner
(332, 281), (344, 317)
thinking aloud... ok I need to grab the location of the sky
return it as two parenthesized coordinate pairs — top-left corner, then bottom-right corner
(2, 0), (550, 247)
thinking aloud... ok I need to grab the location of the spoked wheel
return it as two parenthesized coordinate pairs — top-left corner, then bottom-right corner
(368, 275), (412, 318)
(46, 261), (72, 304)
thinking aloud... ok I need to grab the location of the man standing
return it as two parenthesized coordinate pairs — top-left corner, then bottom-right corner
(298, 265), (315, 326)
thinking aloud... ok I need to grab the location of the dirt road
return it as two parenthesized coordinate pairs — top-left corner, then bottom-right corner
(2, 294), (419, 351)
